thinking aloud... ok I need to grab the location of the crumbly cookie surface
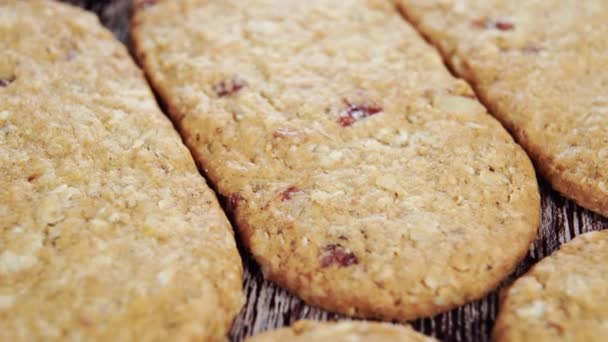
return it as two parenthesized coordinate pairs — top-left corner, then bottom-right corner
(246, 320), (436, 342)
(132, 0), (540, 320)
(395, 0), (608, 217)
(494, 231), (608, 341)
(0, 1), (243, 340)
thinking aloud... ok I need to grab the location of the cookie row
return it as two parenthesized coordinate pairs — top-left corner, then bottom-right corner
(131, 0), (607, 339)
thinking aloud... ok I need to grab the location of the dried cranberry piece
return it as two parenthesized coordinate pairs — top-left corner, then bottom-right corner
(494, 20), (514, 31)
(320, 244), (358, 267)
(228, 193), (245, 210)
(547, 320), (564, 334)
(0, 76), (15, 88)
(337, 99), (382, 127)
(214, 76), (246, 97)
(337, 115), (356, 127)
(471, 19), (514, 31)
(279, 186), (299, 201)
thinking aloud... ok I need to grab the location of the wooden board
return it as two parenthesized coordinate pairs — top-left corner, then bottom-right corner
(61, 1), (608, 341)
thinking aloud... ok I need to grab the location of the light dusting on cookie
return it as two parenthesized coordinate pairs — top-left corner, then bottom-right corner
(516, 300), (547, 318)
(0, 295), (15, 310)
(156, 269), (174, 287)
(0, 251), (39, 274)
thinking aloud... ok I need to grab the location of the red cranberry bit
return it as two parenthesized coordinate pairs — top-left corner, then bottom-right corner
(547, 320), (564, 334)
(279, 186), (299, 201)
(471, 19), (514, 31)
(494, 20), (514, 31)
(337, 99), (382, 127)
(0, 76), (15, 87)
(228, 193), (245, 210)
(320, 244), (358, 268)
(214, 76), (246, 97)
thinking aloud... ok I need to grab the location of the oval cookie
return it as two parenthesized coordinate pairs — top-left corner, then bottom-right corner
(132, 0), (540, 320)
(395, 0), (608, 217)
(494, 230), (608, 341)
(246, 320), (436, 342)
(0, 1), (243, 340)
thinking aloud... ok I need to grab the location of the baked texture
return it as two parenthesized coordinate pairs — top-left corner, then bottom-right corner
(395, 0), (608, 217)
(132, 0), (540, 320)
(246, 320), (436, 342)
(0, 1), (243, 340)
(494, 230), (608, 341)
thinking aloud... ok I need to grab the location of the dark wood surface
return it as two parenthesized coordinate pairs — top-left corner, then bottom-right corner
(61, 1), (608, 341)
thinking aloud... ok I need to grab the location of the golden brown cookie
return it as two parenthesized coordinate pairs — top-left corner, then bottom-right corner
(246, 320), (437, 342)
(395, 0), (608, 217)
(494, 230), (608, 341)
(132, 0), (540, 320)
(0, 1), (243, 340)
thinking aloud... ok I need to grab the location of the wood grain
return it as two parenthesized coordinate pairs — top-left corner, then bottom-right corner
(59, 1), (608, 341)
